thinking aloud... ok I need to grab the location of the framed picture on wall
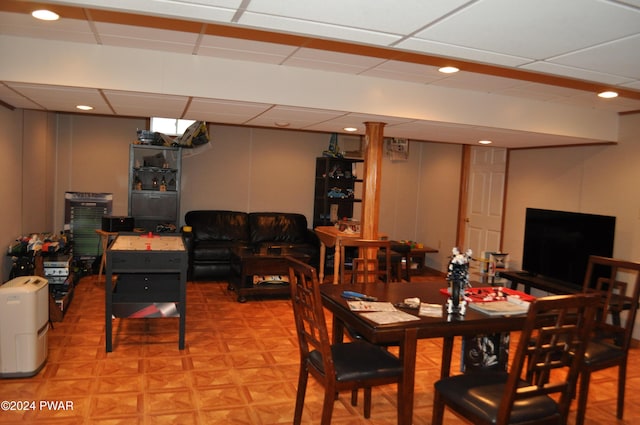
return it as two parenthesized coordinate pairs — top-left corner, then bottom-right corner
(385, 137), (409, 161)
(342, 134), (364, 159)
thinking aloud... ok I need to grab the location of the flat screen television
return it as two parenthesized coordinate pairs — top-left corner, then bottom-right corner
(521, 208), (616, 290)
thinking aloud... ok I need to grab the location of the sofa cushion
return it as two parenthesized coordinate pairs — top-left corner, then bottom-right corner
(248, 212), (308, 244)
(185, 210), (249, 242)
(191, 241), (239, 261)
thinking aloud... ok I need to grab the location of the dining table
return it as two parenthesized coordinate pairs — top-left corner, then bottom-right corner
(320, 280), (532, 425)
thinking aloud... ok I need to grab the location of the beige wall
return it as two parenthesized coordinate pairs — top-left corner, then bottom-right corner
(0, 107), (24, 279)
(416, 142), (464, 271)
(43, 114), (461, 276)
(4, 107), (639, 301)
(504, 113), (640, 271)
(503, 113), (640, 338)
(3, 106), (639, 332)
(53, 114), (145, 224)
(179, 125), (329, 217)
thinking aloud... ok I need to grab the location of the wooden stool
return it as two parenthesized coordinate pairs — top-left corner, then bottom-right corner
(95, 229), (118, 280)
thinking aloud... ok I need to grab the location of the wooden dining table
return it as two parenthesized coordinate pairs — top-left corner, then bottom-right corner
(320, 281), (531, 425)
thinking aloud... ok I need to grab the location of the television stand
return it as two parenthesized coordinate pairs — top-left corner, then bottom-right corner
(498, 270), (580, 295)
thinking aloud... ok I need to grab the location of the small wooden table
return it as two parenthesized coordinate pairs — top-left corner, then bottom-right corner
(406, 245), (439, 276)
(95, 229), (118, 280)
(314, 226), (388, 284)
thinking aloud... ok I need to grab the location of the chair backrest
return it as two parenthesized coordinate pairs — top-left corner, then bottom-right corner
(581, 255), (640, 350)
(498, 293), (600, 425)
(339, 239), (392, 284)
(287, 256), (335, 377)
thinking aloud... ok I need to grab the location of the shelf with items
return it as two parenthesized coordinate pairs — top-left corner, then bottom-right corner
(313, 157), (363, 228)
(128, 144), (182, 232)
(132, 168), (179, 192)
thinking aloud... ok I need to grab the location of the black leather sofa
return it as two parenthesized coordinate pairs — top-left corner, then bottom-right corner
(183, 210), (320, 281)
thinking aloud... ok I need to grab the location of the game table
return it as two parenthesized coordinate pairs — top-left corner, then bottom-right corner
(105, 233), (187, 352)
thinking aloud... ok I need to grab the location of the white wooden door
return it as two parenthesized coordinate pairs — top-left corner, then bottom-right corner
(464, 147), (507, 267)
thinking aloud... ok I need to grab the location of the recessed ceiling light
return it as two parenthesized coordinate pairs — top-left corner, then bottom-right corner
(438, 66), (459, 74)
(343, 127), (358, 132)
(478, 140), (492, 145)
(32, 10), (60, 21)
(76, 105), (94, 111)
(597, 91), (618, 99)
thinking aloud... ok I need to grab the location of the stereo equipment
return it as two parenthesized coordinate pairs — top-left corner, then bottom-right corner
(102, 216), (134, 232)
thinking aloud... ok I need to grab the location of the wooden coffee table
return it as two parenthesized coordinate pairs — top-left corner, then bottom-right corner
(229, 246), (310, 302)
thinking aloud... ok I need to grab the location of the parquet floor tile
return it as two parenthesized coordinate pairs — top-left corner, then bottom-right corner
(0, 274), (637, 424)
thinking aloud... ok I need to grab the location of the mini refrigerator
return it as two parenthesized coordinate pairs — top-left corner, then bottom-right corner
(0, 276), (49, 378)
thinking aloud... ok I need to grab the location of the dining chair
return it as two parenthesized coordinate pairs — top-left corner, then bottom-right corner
(337, 239), (394, 346)
(431, 293), (600, 425)
(574, 255), (640, 425)
(287, 256), (403, 425)
(339, 239), (393, 284)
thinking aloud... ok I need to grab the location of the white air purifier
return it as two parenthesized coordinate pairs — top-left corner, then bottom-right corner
(0, 276), (49, 378)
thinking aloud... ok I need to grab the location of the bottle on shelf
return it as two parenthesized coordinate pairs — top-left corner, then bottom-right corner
(133, 173), (142, 190)
(160, 176), (167, 192)
(152, 176), (158, 190)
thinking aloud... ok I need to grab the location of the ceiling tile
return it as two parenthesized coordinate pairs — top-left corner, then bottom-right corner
(521, 61), (635, 86)
(284, 48), (387, 74)
(197, 34), (297, 64)
(361, 60), (444, 84)
(304, 112), (415, 134)
(95, 22), (199, 54)
(0, 11), (96, 44)
(413, 0), (640, 60)
(245, 105), (347, 128)
(430, 72), (526, 93)
(7, 83), (112, 113)
(47, 0), (239, 23)
(103, 90), (189, 117)
(186, 98), (273, 124)
(396, 37), (531, 68)
(549, 34), (640, 80)
(237, 12), (401, 46)
(0, 83), (43, 109)
(243, 0), (470, 36)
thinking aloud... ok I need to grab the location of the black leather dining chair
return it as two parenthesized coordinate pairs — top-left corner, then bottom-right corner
(432, 293), (600, 425)
(287, 256), (403, 424)
(339, 238), (393, 284)
(574, 255), (640, 425)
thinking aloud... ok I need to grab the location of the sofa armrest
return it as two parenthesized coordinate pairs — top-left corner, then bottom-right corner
(305, 228), (321, 247)
(182, 230), (194, 253)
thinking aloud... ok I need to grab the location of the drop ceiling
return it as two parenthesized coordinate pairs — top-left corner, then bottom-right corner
(0, 0), (639, 148)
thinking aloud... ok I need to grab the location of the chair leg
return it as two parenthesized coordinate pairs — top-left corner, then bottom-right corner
(363, 387), (372, 419)
(617, 361), (627, 419)
(293, 367), (309, 425)
(351, 389), (358, 406)
(321, 387), (336, 425)
(431, 390), (445, 425)
(575, 370), (592, 425)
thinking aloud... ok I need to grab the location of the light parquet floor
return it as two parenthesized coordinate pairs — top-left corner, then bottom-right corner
(1, 274), (639, 424)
